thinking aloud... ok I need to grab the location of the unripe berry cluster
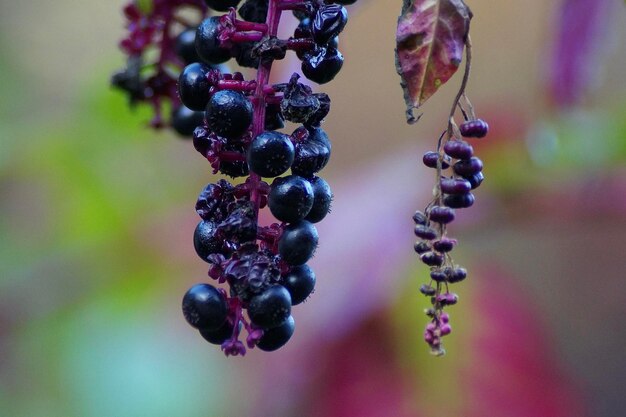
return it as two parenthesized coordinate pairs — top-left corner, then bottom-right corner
(171, 0), (354, 356)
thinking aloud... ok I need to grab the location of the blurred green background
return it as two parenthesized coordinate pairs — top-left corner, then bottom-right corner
(1, 1), (625, 417)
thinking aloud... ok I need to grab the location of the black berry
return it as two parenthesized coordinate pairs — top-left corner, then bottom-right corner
(312, 4), (348, 45)
(200, 319), (239, 345)
(464, 172), (484, 189)
(460, 119), (489, 138)
(247, 285), (292, 329)
(256, 315), (295, 351)
(278, 220), (319, 266)
(175, 28), (201, 64)
(182, 283), (228, 330)
(305, 176), (332, 223)
(423, 151), (450, 169)
(283, 264), (316, 305)
(444, 140), (473, 160)
(247, 131), (295, 178)
(302, 47), (344, 84)
(171, 105), (204, 136)
(453, 157), (483, 176)
(444, 193), (475, 209)
(205, 90), (253, 139)
(194, 220), (223, 262)
(291, 127), (331, 177)
(196, 17), (231, 64)
(178, 62), (213, 111)
(268, 175), (314, 223)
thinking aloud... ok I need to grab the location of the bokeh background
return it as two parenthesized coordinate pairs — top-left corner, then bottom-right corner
(1, 1), (625, 416)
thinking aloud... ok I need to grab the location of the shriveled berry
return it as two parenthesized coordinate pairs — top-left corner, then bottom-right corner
(464, 172), (484, 189)
(205, 90), (253, 139)
(440, 178), (471, 194)
(218, 143), (249, 177)
(460, 119), (489, 138)
(291, 127), (331, 177)
(178, 62), (213, 111)
(182, 283), (228, 330)
(414, 225), (437, 240)
(171, 105), (204, 136)
(268, 175), (314, 223)
(414, 241), (431, 254)
(444, 140), (473, 160)
(200, 320), (239, 345)
(194, 220), (223, 262)
(448, 267), (467, 283)
(302, 47), (344, 84)
(305, 176), (332, 223)
(204, 0), (241, 12)
(256, 315), (295, 351)
(265, 102), (285, 131)
(278, 220), (318, 266)
(196, 17), (231, 64)
(429, 206), (455, 224)
(420, 284), (436, 296)
(421, 252), (444, 267)
(312, 4), (348, 45)
(433, 238), (456, 253)
(444, 193), (475, 209)
(283, 264), (316, 305)
(247, 285), (292, 329)
(305, 93), (331, 127)
(248, 131), (295, 177)
(453, 157), (483, 176)
(423, 151), (450, 169)
(413, 210), (427, 225)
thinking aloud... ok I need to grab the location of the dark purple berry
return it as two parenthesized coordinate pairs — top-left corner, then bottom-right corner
(291, 127), (331, 177)
(414, 241), (431, 254)
(248, 131), (295, 177)
(175, 28), (201, 64)
(421, 252), (444, 267)
(305, 176), (332, 223)
(278, 220), (318, 266)
(444, 140), (473, 160)
(256, 315), (295, 351)
(453, 157), (483, 176)
(419, 284), (436, 296)
(302, 47), (344, 84)
(430, 270), (448, 282)
(205, 90), (253, 139)
(265, 102), (285, 131)
(200, 319), (239, 345)
(448, 267), (467, 283)
(429, 206), (455, 224)
(460, 119), (489, 138)
(433, 238), (456, 253)
(444, 193), (475, 209)
(440, 178), (471, 194)
(182, 283), (228, 330)
(312, 4), (348, 45)
(247, 285), (292, 329)
(268, 175), (314, 223)
(239, 0), (268, 23)
(204, 0), (241, 12)
(195, 17), (231, 64)
(414, 225), (437, 240)
(283, 264), (316, 305)
(422, 151), (450, 169)
(194, 220), (223, 262)
(464, 172), (484, 189)
(171, 105), (204, 137)
(413, 210), (427, 225)
(178, 62), (213, 111)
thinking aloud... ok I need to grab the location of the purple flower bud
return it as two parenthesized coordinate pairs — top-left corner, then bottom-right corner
(436, 293), (459, 306)
(448, 267), (467, 283)
(444, 140), (474, 160)
(440, 312), (450, 324)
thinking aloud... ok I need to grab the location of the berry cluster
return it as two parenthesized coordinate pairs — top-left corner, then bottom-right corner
(176, 0), (354, 356)
(413, 38), (488, 356)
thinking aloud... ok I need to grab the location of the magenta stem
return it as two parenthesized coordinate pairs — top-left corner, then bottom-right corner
(234, 20), (268, 32)
(287, 37), (316, 51)
(217, 79), (257, 92)
(230, 31), (264, 43)
(278, 0), (310, 11)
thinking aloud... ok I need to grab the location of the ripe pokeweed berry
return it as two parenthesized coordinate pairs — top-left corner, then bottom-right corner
(448, 267), (467, 283)
(464, 172), (484, 189)
(256, 315), (295, 351)
(433, 238), (456, 253)
(194, 220), (224, 262)
(171, 105), (204, 137)
(204, 0), (241, 12)
(239, 0), (268, 23)
(430, 270), (448, 282)
(196, 17), (231, 64)
(413, 210), (427, 225)
(175, 28), (201, 64)
(182, 283), (228, 330)
(205, 90), (253, 139)
(453, 157), (483, 176)
(247, 131), (295, 177)
(429, 206), (455, 224)
(265, 102), (285, 131)
(247, 285), (292, 329)
(443, 140), (473, 160)
(414, 241), (431, 254)
(305, 176), (333, 223)
(291, 127), (331, 177)
(423, 151), (451, 169)
(200, 320), (239, 345)
(444, 192), (475, 209)
(421, 252), (445, 267)
(283, 264), (316, 305)
(268, 175), (314, 223)
(440, 177), (471, 194)
(305, 93), (331, 127)
(419, 284), (436, 296)
(414, 225), (437, 240)
(178, 62), (213, 111)
(312, 4), (348, 45)
(460, 119), (489, 138)
(278, 220), (319, 266)
(302, 47), (344, 85)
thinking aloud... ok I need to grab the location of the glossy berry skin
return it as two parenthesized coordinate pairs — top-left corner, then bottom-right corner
(453, 157), (483, 176)
(429, 206), (455, 224)
(175, 28), (200, 64)
(414, 225), (437, 240)
(247, 131), (295, 178)
(278, 220), (319, 266)
(194, 220), (223, 262)
(268, 176), (314, 223)
(178, 62), (213, 111)
(283, 264), (316, 305)
(414, 241), (431, 254)
(460, 119), (489, 138)
(305, 176), (332, 223)
(430, 270), (448, 282)
(239, 0), (268, 23)
(196, 17), (231, 64)
(413, 210), (427, 225)
(205, 90), (253, 139)
(247, 285), (292, 329)
(312, 4), (348, 45)
(444, 140), (473, 160)
(200, 320), (238, 345)
(423, 151), (450, 169)
(444, 192), (475, 209)
(464, 172), (484, 189)
(421, 252), (444, 267)
(256, 315), (295, 351)
(440, 178), (471, 194)
(204, 0), (241, 12)
(182, 283), (228, 330)
(433, 238), (456, 253)
(302, 47), (344, 85)
(291, 127), (331, 177)
(171, 105), (204, 136)
(448, 267), (468, 283)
